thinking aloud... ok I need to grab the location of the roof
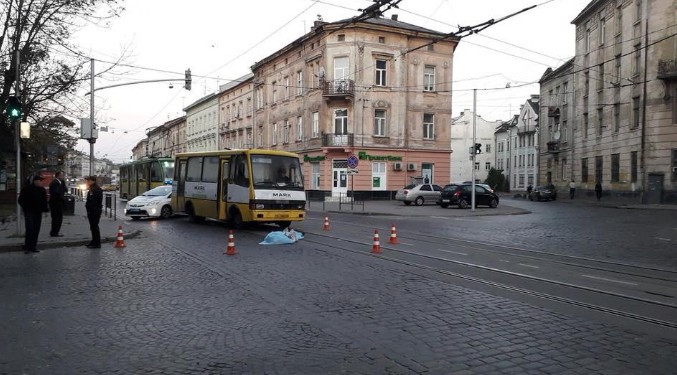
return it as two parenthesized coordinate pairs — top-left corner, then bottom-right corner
(219, 73), (254, 93)
(333, 16), (447, 36)
(571, 0), (605, 24)
(528, 99), (539, 114)
(183, 92), (218, 112)
(539, 58), (574, 83)
(495, 115), (518, 133)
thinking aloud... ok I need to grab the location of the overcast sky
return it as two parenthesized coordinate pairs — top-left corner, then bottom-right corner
(69, 0), (590, 163)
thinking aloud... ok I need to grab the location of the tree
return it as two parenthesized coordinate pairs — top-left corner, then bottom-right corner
(485, 167), (507, 192)
(0, 0), (127, 163)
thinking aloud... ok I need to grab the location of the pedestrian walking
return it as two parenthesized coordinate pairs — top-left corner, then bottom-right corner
(85, 176), (103, 249)
(526, 184), (533, 198)
(49, 171), (66, 237)
(595, 181), (603, 201)
(18, 175), (48, 253)
(569, 180), (576, 199)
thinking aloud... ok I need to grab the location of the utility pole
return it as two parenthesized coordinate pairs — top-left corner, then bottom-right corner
(14, 0), (24, 236)
(89, 58), (95, 176)
(471, 88), (477, 211)
(252, 83), (256, 149)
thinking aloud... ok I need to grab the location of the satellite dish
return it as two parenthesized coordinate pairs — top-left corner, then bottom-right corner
(553, 130), (561, 141)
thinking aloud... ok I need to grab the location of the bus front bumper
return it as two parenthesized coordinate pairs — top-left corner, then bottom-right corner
(251, 210), (305, 222)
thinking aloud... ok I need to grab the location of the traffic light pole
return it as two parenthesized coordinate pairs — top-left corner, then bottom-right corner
(14, 43), (22, 236)
(89, 58), (95, 176)
(471, 89), (476, 211)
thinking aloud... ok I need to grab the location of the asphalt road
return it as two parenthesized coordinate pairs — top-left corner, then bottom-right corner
(1, 199), (676, 374)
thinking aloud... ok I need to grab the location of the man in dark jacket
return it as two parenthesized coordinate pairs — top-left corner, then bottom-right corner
(85, 176), (103, 249)
(49, 171), (66, 237)
(18, 175), (49, 253)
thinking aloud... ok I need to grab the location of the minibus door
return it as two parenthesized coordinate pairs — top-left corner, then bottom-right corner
(219, 158), (230, 221)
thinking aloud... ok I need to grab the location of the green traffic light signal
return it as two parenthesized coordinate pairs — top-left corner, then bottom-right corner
(6, 96), (22, 120)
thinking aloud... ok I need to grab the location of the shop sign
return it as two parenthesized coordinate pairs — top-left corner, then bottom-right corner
(303, 155), (325, 162)
(357, 151), (402, 161)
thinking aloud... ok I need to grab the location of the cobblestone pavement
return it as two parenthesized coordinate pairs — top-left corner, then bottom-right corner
(1, 215), (677, 374)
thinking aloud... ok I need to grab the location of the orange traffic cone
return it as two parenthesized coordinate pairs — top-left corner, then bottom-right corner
(225, 230), (237, 255)
(113, 225), (126, 248)
(371, 229), (381, 254)
(389, 224), (399, 244)
(323, 216), (330, 231)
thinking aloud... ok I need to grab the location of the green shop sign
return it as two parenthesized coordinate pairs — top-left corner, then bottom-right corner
(358, 151), (402, 162)
(304, 155), (326, 162)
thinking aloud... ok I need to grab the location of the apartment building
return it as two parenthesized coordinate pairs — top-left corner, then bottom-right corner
(251, 15), (457, 197)
(218, 73), (255, 150)
(569, 0), (677, 203)
(539, 59), (575, 189)
(131, 139), (147, 161)
(451, 109), (500, 183)
(185, 93), (219, 152)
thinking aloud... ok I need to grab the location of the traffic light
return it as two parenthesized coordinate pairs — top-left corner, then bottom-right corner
(474, 143), (482, 154)
(6, 96), (22, 120)
(184, 69), (192, 91)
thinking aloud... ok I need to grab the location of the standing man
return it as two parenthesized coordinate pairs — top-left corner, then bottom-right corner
(18, 175), (48, 253)
(569, 180), (576, 199)
(85, 176), (103, 249)
(49, 171), (66, 237)
(595, 181), (603, 202)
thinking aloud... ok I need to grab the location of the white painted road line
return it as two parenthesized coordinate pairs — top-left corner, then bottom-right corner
(499, 259), (510, 263)
(399, 242), (414, 246)
(518, 263), (540, 269)
(430, 216), (448, 220)
(580, 274), (639, 286)
(436, 249), (468, 256)
(655, 237), (672, 242)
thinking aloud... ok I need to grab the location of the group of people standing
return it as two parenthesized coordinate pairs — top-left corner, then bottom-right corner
(568, 180), (604, 201)
(18, 173), (103, 253)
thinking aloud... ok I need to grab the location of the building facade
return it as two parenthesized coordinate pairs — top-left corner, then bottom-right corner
(569, 0), (677, 203)
(185, 93), (219, 152)
(131, 139), (147, 161)
(539, 59), (575, 190)
(218, 73), (255, 150)
(251, 15), (457, 197)
(451, 109), (499, 183)
(162, 116), (186, 157)
(494, 116), (517, 189)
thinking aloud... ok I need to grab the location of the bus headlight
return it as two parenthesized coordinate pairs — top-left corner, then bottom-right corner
(256, 204), (265, 209)
(296, 204), (305, 209)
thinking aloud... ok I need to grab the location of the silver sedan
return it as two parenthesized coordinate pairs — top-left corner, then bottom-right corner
(395, 184), (443, 206)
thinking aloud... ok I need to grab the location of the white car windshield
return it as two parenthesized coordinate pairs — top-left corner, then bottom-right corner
(143, 186), (172, 196)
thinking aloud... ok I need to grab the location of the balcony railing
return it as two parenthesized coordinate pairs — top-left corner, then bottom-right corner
(547, 141), (560, 153)
(322, 133), (354, 147)
(657, 59), (677, 80)
(322, 79), (354, 97)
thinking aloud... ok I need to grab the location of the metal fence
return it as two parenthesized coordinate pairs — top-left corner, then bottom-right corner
(306, 191), (365, 212)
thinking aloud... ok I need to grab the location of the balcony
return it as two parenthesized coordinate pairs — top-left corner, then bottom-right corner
(322, 79), (354, 98)
(547, 141), (560, 153)
(657, 59), (677, 80)
(322, 133), (354, 147)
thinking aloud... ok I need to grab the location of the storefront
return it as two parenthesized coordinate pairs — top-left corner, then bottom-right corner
(301, 148), (451, 198)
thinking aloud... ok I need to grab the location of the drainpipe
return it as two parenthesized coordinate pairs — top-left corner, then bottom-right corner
(640, 20), (649, 203)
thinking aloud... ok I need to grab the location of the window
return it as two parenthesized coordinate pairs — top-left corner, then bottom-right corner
(633, 44), (641, 75)
(597, 108), (604, 135)
(150, 162), (163, 182)
(272, 81), (278, 103)
(635, 0), (641, 21)
(423, 66), (436, 91)
(232, 155), (249, 187)
(272, 123), (278, 145)
(617, 6), (623, 35)
(247, 97), (252, 115)
(186, 157), (203, 182)
(378, 36), (385, 44)
(611, 153), (620, 182)
(584, 113), (589, 137)
(423, 113), (434, 139)
(486, 144), (491, 153)
(374, 109), (386, 136)
(338, 34), (345, 42)
(475, 162), (480, 170)
(256, 88), (264, 109)
(202, 156), (219, 183)
(485, 162), (491, 171)
(615, 55), (621, 83)
(600, 17), (606, 45)
(528, 174), (534, 186)
(283, 120), (290, 144)
(562, 158), (568, 180)
(563, 82), (568, 103)
(297, 71), (303, 96)
(375, 60), (387, 86)
(334, 57), (349, 81)
(595, 155), (603, 183)
(584, 71), (590, 96)
(334, 109), (348, 135)
(632, 96), (640, 129)
(311, 162), (320, 189)
(614, 104), (620, 132)
(312, 112), (319, 138)
(581, 158), (589, 182)
(598, 63), (605, 92)
(586, 29), (591, 53)
(284, 76), (290, 99)
(372, 162), (386, 190)
(555, 86), (560, 105)
(631, 151), (638, 182)
(297, 116), (303, 141)
(427, 44), (434, 52)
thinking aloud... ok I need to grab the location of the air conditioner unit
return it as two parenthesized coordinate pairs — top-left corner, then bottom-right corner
(393, 162), (402, 171)
(407, 163), (417, 171)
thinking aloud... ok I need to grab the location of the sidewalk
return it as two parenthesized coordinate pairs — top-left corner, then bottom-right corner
(500, 192), (677, 211)
(0, 200), (142, 252)
(307, 199), (529, 217)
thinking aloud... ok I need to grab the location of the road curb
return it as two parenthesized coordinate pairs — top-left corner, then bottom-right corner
(0, 230), (143, 253)
(316, 208), (531, 217)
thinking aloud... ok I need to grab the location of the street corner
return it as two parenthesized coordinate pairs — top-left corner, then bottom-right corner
(0, 228), (143, 253)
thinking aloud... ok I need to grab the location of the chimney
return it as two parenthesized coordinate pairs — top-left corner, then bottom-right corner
(391, 14), (399, 21)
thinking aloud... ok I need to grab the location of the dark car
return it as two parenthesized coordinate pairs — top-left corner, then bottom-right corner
(438, 184), (499, 209)
(529, 186), (557, 201)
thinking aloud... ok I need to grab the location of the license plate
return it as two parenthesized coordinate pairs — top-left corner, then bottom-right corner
(274, 214), (287, 218)
(126, 209), (140, 213)
(442, 199), (450, 203)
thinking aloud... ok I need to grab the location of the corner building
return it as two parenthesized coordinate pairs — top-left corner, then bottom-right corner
(251, 16), (457, 198)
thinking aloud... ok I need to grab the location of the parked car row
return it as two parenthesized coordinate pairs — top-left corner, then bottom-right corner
(395, 183), (500, 209)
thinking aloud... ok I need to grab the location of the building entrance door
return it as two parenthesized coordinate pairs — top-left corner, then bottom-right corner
(332, 160), (348, 197)
(646, 174), (664, 204)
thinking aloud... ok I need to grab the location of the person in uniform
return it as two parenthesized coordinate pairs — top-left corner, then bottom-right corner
(49, 171), (66, 237)
(18, 175), (49, 253)
(85, 176), (103, 249)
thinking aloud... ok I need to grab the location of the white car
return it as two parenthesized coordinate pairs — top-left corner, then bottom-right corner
(124, 186), (173, 220)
